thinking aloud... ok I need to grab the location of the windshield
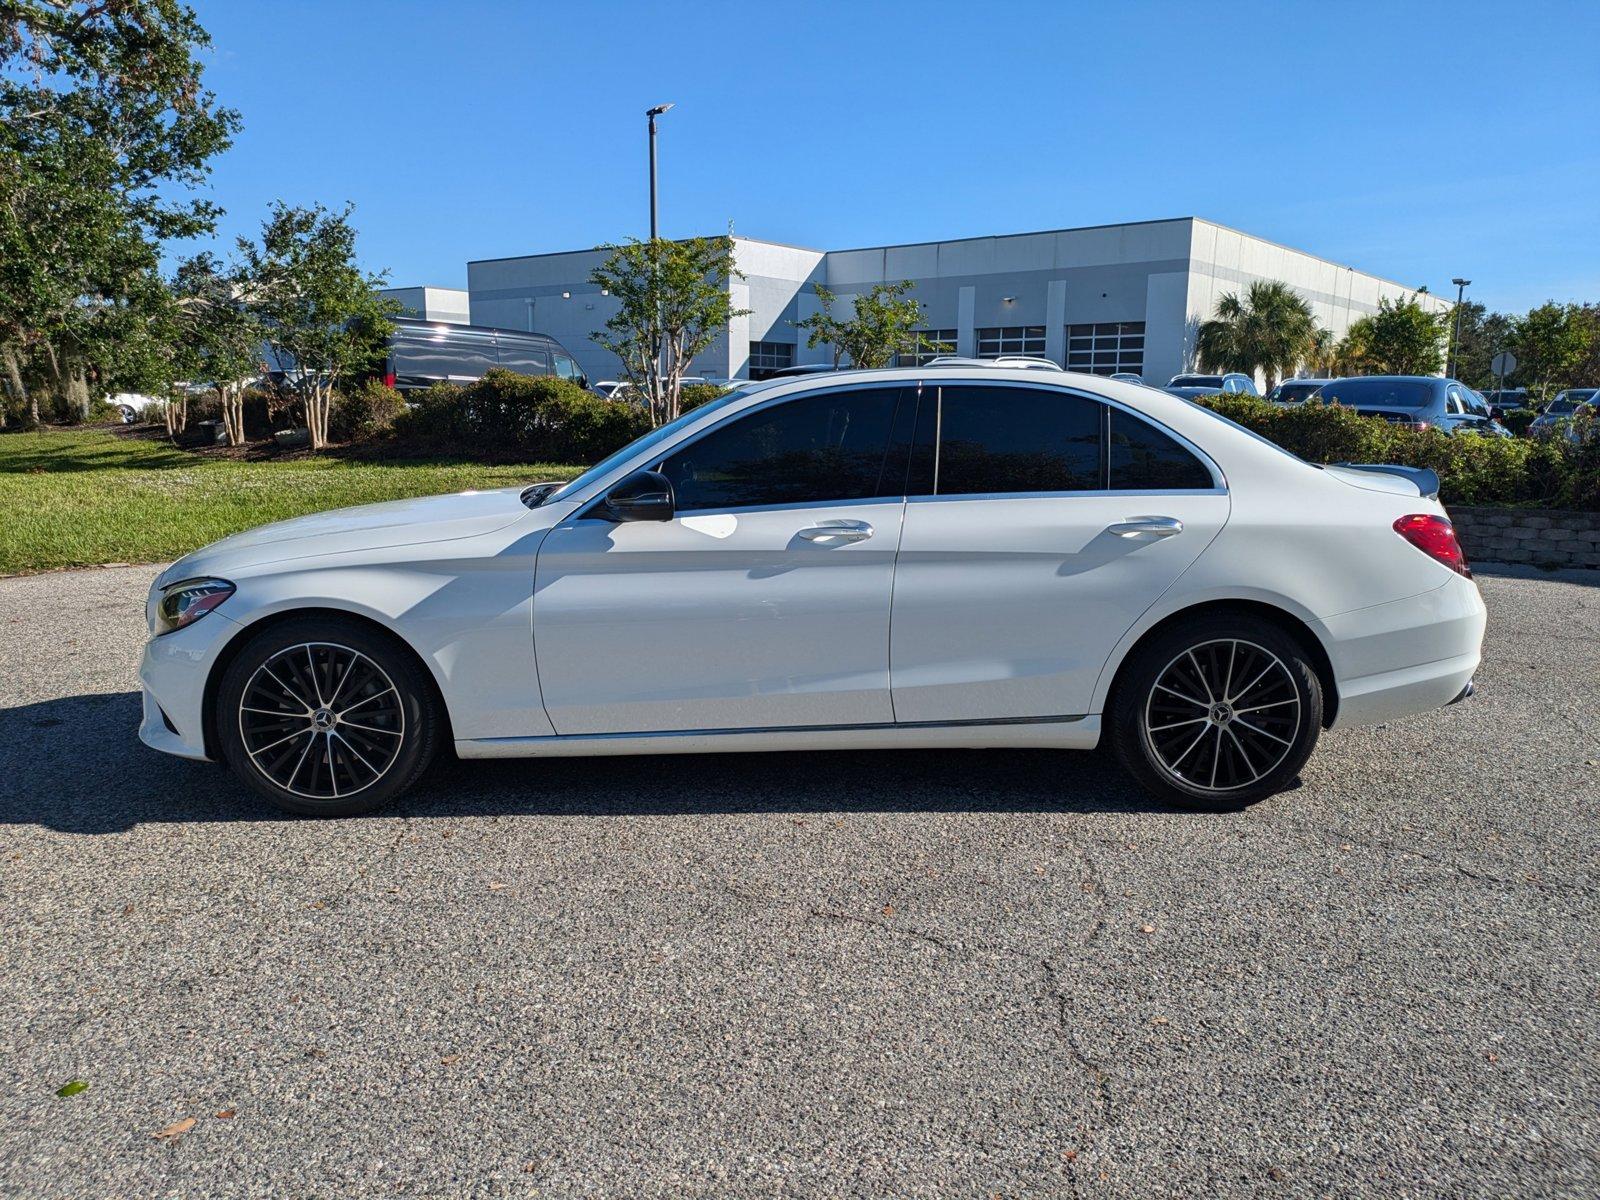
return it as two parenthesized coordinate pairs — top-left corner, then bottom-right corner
(1272, 382), (1323, 400)
(1316, 379), (1434, 409)
(530, 388), (753, 506)
(1170, 375), (1224, 388)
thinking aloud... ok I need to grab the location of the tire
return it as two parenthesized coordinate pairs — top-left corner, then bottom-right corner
(216, 616), (442, 817)
(1108, 613), (1323, 811)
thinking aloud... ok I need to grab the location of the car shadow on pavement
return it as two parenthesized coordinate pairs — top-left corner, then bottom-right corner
(0, 692), (1167, 834)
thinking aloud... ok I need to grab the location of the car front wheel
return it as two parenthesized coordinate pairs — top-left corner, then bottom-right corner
(1109, 615), (1323, 810)
(216, 616), (442, 817)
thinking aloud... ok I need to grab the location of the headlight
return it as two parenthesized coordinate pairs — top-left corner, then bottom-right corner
(155, 578), (235, 636)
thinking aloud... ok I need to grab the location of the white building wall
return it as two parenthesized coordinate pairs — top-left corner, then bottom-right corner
(381, 286), (470, 324)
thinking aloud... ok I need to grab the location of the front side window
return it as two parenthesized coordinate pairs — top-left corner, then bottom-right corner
(661, 388), (903, 511)
(1109, 410), (1214, 489)
(553, 353), (581, 380)
(936, 386), (1100, 495)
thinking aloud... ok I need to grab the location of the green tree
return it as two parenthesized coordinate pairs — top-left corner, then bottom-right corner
(171, 253), (265, 446)
(237, 203), (396, 449)
(1512, 302), (1596, 401)
(795, 281), (941, 369)
(1195, 280), (1320, 392)
(0, 0), (239, 426)
(589, 235), (746, 425)
(1338, 298), (1446, 376)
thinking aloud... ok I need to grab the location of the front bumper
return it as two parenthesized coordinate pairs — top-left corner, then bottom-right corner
(137, 610), (243, 761)
(1316, 573), (1487, 728)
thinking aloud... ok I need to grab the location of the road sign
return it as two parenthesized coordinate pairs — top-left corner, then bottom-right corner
(1491, 350), (1517, 377)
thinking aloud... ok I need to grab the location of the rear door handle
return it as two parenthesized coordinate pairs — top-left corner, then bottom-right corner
(1106, 516), (1183, 539)
(797, 519), (874, 544)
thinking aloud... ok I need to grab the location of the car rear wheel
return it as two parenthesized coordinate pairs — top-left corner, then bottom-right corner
(216, 616), (442, 817)
(1109, 615), (1323, 811)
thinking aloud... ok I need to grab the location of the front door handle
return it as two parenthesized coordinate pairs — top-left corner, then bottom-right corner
(1106, 516), (1183, 539)
(797, 519), (874, 544)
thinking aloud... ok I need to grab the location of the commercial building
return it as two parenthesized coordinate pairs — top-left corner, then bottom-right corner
(464, 217), (1450, 387)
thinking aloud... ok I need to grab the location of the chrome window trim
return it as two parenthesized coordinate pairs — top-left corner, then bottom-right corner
(554, 375), (1228, 519)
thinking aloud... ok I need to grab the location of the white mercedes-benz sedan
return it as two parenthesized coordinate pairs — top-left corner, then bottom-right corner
(139, 366), (1485, 816)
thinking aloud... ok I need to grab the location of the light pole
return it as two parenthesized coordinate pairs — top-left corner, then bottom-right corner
(1448, 276), (1471, 379)
(645, 103), (673, 410)
(646, 103), (673, 242)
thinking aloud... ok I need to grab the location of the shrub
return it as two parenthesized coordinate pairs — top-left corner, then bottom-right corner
(330, 380), (405, 442)
(393, 368), (652, 462)
(1196, 394), (1593, 510)
(679, 382), (723, 412)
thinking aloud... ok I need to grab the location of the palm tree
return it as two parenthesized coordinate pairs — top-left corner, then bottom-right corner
(1196, 280), (1319, 392)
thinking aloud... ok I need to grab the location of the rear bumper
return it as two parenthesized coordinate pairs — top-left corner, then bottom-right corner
(1316, 574), (1486, 728)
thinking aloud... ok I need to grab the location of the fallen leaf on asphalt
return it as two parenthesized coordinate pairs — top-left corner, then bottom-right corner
(881, 905), (895, 917)
(121, 903), (134, 916)
(1268, 1166), (1287, 1181)
(488, 882), (507, 891)
(440, 1055), (461, 1065)
(1339, 844), (1354, 852)
(1061, 1149), (1078, 1163)
(1139, 924), (1156, 934)
(309, 901), (325, 910)
(55, 1080), (88, 1098)
(1151, 1016), (1169, 1025)
(214, 1110), (236, 1119)
(151, 1117), (195, 1140)
(1486, 1052), (1499, 1063)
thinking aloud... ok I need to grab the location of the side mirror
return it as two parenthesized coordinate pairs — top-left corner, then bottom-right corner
(604, 469), (674, 522)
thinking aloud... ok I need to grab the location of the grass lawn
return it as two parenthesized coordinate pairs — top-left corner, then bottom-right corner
(0, 426), (583, 574)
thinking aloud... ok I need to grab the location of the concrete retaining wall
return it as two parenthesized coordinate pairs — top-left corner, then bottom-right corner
(1450, 506), (1600, 570)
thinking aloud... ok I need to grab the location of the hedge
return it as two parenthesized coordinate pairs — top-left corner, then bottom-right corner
(392, 369), (652, 462)
(1197, 395), (1597, 510)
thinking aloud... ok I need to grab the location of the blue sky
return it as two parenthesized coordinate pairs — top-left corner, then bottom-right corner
(181, 0), (1598, 314)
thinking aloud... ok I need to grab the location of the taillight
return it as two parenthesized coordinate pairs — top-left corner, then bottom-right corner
(383, 372), (396, 388)
(1393, 514), (1470, 577)
(1399, 420), (1430, 432)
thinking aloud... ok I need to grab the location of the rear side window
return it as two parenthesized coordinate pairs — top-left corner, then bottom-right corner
(1109, 410), (1214, 489)
(661, 387), (903, 511)
(936, 386), (1100, 495)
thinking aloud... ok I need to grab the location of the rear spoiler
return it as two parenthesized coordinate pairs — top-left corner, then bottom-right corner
(1330, 462), (1440, 500)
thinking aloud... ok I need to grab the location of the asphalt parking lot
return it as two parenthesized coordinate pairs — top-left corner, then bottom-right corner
(1, 564), (1596, 1199)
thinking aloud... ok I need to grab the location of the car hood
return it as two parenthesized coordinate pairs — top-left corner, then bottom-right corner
(158, 486), (535, 584)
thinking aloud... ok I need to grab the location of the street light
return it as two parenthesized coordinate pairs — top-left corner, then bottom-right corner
(1448, 276), (1471, 379)
(646, 103), (673, 241)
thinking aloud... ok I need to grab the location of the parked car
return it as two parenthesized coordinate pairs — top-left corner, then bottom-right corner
(374, 318), (587, 393)
(1165, 373), (1260, 401)
(593, 377), (710, 403)
(1266, 379), (1331, 405)
(1315, 376), (1509, 436)
(1529, 389), (1599, 436)
(1481, 388), (1530, 414)
(140, 363), (1484, 818)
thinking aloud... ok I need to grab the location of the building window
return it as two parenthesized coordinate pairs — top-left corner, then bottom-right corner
(896, 329), (958, 367)
(1066, 321), (1145, 376)
(976, 326), (1047, 359)
(747, 341), (794, 380)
